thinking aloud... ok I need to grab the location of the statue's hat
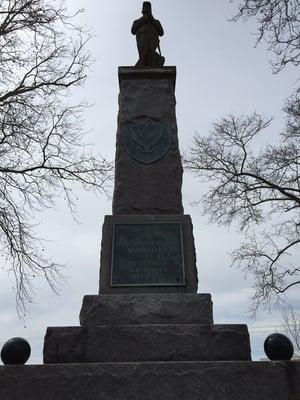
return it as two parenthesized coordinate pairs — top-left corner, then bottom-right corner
(142, 2), (152, 13)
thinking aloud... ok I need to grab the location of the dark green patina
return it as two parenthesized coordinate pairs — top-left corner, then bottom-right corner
(111, 222), (185, 286)
(122, 120), (171, 164)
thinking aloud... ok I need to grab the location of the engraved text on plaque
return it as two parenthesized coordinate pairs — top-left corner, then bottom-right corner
(111, 222), (185, 286)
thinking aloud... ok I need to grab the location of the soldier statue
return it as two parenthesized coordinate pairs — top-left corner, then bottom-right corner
(131, 2), (165, 67)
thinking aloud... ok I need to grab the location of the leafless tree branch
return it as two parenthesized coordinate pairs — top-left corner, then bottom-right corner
(282, 304), (300, 352)
(184, 91), (300, 314)
(0, 0), (113, 316)
(230, 0), (300, 73)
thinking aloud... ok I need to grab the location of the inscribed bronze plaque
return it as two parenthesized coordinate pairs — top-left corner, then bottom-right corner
(122, 121), (171, 164)
(111, 222), (185, 286)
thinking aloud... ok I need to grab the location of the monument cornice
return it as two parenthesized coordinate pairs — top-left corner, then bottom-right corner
(118, 66), (177, 88)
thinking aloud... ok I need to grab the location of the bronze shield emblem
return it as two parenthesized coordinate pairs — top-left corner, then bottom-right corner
(122, 120), (171, 164)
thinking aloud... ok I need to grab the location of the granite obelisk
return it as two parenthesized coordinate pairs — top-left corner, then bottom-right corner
(112, 67), (183, 215)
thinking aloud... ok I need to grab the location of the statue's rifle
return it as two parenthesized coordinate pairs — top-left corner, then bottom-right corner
(158, 42), (162, 56)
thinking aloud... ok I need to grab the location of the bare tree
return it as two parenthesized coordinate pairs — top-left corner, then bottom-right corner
(184, 90), (300, 314)
(282, 304), (300, 353)
(231, 0), (300, 73)
(0, 0), (113, 315)
(184, 0), (299, 315)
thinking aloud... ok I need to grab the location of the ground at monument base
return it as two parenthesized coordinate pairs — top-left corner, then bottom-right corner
(0, 361), (299, 400)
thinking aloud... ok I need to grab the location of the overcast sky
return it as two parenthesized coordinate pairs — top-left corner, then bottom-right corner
(0, 0), (299, 364)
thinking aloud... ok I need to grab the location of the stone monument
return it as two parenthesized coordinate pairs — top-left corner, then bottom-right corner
(43, 2), (251, 364)
(1, 3), (299, 399)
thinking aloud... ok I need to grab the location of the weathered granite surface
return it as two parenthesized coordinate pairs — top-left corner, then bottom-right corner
(43, 324), (251, 363)
(118, 66), (176, 87)
(0, 361), (299, 400)
(112, 67), (183, 215)
(80, 293), (213, 326)
(99, 214), (198, 293)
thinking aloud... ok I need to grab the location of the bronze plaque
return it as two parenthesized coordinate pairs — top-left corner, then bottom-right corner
(111, 222), (185, 286)
(122, 121), (171, 164)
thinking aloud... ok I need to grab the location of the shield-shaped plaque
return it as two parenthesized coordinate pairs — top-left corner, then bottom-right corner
(122, 120), (171, 164)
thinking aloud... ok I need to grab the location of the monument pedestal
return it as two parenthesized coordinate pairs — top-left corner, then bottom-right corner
(45, 67), (251, 365)
(3, 65), (299, 399)
(99, 215), (198, 293)
(39, 66), (300, 399)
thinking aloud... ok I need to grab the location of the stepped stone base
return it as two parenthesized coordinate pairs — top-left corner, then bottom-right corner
(44, 324), (251, 363)
(1, 361), (299, 400)
(79, 293), (213, 325)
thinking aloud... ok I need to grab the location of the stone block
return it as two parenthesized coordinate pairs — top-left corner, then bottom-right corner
(42, 326), (86, 363)
(99, 214), (198, 293)
(43, 324), (251, 363)
(79, 293), (213, 326)
(1, 361), (300, 400)
(118, 66), (177, 87)
(113, 68), (183, 215)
